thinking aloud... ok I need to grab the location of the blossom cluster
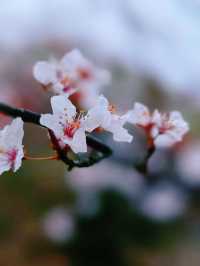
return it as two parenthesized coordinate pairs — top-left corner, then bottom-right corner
(0, 49), (189, 175)
(127, 103), (189, 148)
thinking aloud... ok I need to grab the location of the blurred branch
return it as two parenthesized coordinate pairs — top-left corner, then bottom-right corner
(0, 102), (112, 170)
(135, 145), (155, 175)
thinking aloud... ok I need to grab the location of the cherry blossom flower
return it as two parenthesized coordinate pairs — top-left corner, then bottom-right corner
(127, 102), (189, 148)
(40, 94), (132, 153)
(153, 111), (189, 148)
(33, 49), (111, 108)
(0, 118), (24, 175)
(40, 95), (101, 154)
(61, 49), (111, 90)
(86, 95), (133, 143)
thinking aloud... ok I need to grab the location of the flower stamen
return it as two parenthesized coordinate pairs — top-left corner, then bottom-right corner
(78, 68), (91, 80)
(108, 104), (116, 113)
(64, 120), (81, 138)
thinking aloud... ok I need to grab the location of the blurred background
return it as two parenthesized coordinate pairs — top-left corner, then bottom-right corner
(0, 0), (200, 265)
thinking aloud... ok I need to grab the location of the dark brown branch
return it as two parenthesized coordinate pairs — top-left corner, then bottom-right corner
(0, 102), (41, 125)
(0, 102), (112, 170)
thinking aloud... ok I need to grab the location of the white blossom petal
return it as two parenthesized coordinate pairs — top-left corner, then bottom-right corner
(13, 148), (24, 172)
(97, 94), (109, 108)
(40, 114), (63, 137)
(127, 102), (151, 126)
(33, 61), (57, 85)
(150, 125), (159, 138)
(53, 82), (65, 94)
(71, 128), (87, 153)
(0, 118), (24, 149)
(51, 95), (76, 119)
(106, 115), (133, 143)
(0, 118), (24, 175)
(151, 109), (162, 126)
(83, 94), (110, 131)
(156, 111), (189, 147)
(41, 95), (90, 153)
(34, 49), (111, 112)
(112, 127), (133, 143)
(61, 49), (88, 69)
(80, 87), (100, 110)
(154, 134), (177, 148)
(85, 108), (110, 132)
(0, 154), (10, 175)
(127, 102), (189, 148)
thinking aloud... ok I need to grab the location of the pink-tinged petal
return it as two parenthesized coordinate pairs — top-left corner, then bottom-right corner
(51, 95), (76, 119)
(0, 118), (24, 149)
(61, 50), (111, 91)
(169, 111), (184, 121)
(33, 61), (57, 85)
(97, 94), (109, 108)
(127, 102), (151, 126)
(79, 87), (99, 110)
(154, 134), (176, 148)
(13, 148), (24, 172)
(106, 115), (133, 143)
(151, 109), (162, 126)
(112, 127), (133, 143)
(169, 112), (189, 135)
(85, 107), (109, 132)
(84, 94), (111, 131)
(150, 125), (159, 139)
(0, 118), (24, 175)
(0, 154), (10, 175)
(40, 114), (62, 137)
(71, 128), (87, 154)
(34, 49), (111, 101)
(53, 82), (65, 94)
(61, 49), (89, 71)
(82, 114), (100, 133)
(159, 111), (189, 144)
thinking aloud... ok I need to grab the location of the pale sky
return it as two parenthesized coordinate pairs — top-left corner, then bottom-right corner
(1, 0), (200, 95)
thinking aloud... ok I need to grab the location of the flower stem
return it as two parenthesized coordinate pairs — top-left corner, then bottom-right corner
(135, 144), (155, 175)
(24, 155), (58, 161)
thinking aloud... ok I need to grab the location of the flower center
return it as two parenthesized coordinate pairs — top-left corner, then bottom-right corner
(60, 75), (77, 93)
(64, 120), (80, 138)
(60, 75), (72, 86)
(143, 110), (150, 117)
(143, 123), (154, 132)
(63, 85), (71, 93)
(108, 104), (116, 113)
(78, 68), (92, 80)
(159, 115), (174, 134)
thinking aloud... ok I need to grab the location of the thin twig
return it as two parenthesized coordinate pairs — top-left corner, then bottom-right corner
(24, 155), (58, 161)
